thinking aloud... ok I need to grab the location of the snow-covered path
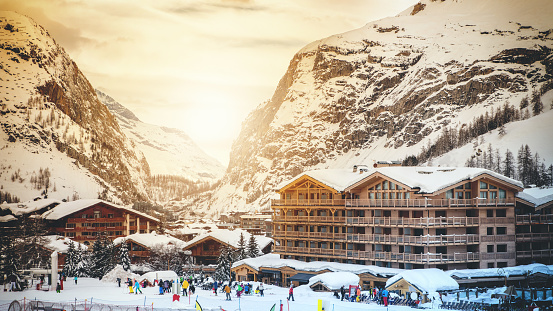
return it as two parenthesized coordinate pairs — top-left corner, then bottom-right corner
(0, 278), (420, 311)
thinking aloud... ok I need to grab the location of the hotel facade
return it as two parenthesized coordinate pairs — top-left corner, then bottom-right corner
(271, 165), (545, 270)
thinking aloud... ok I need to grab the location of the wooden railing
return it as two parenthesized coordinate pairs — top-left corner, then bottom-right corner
(273, 231), (346, 240)
(480, 235), (516, 242)
(274, 246), (480, 263)
(271, 198), (515, 208)
(346, 234), (480, 245)
(516, 214), (553, 224)
(346, 216), (480, 227)
(480, 252), (516, 260)
(480, 217), (515, 224)
(516, 249), (553, 258)
(516, 233), (553, 241)
(273, 216), (346, 223)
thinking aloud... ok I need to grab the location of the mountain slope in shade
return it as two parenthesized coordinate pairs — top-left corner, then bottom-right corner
(199, 0), (553, 215)
(0, 11), (150, 203)
(96, 90), (225, 183)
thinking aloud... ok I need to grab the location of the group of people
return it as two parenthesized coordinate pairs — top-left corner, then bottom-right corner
(336, 286), (389, 306)
(212, 281), (265, 301)
(124, 278), (142, 294)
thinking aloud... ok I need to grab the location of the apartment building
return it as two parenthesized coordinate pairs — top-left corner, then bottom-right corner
(272, 165), (525, 270)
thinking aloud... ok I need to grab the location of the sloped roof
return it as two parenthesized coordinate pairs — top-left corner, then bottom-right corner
(113, 231), (187, 249)
(277, 166), (523, 194)
(516, 187), (553, 208)
(386, 268), (459, 293)
(233, 253), (401, 278)
(0, 198), (61, 216)
(446, 263), (553, 279)
(41, 199), (159, 222)
(183, 228), (273, 253)
(308, 272), (360, 291)
(43, 235), (88, 253)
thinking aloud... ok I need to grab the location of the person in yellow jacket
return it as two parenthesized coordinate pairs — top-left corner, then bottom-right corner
(181, 279), (189, 296)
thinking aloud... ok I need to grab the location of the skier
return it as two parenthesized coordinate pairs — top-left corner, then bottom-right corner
(158, 279), (164, 295)
(190, 283), (196, 295)
(236, 283), (243, 298)
(340, 286), (345, 301)
(258, 283), (264, 297)
(356, 286), (361, 302)
(56, 282), (61, 293)
(381, 288), (389, 306)
(74, 276), (78, 285)
(134, 279), (142, 294)
(182, 278), (189, 296)
(127, 278), (134, 294)
(224, 283), (232, 301)
(117, 277), (121, 287)
(213, 280), (218, 296)
(287, 284), (295, 301)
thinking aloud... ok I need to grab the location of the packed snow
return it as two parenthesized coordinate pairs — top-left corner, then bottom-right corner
(308, 272), (360, 291)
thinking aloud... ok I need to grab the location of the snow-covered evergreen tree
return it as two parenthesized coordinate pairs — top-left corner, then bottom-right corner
(247, 234), (259, 258)
(90, 235), (115, 279)
(214, 245), (231, 282)
(236, 232), (247, 260)
(62, 240), (78, 276)
(118, 240), (131, 271)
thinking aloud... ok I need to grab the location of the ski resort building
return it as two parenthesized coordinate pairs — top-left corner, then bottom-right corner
(41, 199), (159, 245)
(272, 165), (530, 270)
(113, 232), (190, 264)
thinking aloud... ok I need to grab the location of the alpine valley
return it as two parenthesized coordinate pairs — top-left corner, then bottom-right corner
(0, 11), (222, 205)
(1, 0), (553, 218)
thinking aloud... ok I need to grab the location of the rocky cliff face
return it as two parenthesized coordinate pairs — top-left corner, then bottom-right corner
(0, 11), (150, 203)
(204, 0), (553, 214)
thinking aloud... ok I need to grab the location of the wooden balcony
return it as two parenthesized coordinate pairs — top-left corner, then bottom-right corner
(346, 216), (480, 227)
(272, 198), (515, 208)
(274, 246), (480, 264)
(516, 232), (553, 242)
(273, 231), (346, 240)
(346, 234), (480, 245)
(516, 214), (553, 225)
(480, 235), (516, 242)
(480, 252), (516, 260)
(480, 217), (516, 225)
(516, 249), (553, 258)
(273, 216), (345, 224)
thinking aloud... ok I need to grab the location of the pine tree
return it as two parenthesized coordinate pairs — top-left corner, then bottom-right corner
(503, 149), (515, 178)
(531, 90), (543, 116)
(517, 145), (533, 186)
(247, 234), (259, 258)
(63, 240), (78, 277)
(119, 240), (131, 271)
(236, 232), (247, 260)
(214, 245), (232, 283)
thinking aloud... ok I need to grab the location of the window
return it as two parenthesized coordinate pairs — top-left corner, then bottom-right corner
(496, 227), (507, 235)
(436, 228), (447, 235)
(498, 189), (506, 199)
(286, 193), (291, 200)
(487, 245), (494, 253)
(490, 191), (497, 199)
(108, 214), (114, 218)
(446, 189), (454, 199)
(480, 181), (488, 189)
(66, 223), (76, 229)
(487, 209), (494, 217)
(488, 262), (495, 268)
(496, 209), (506, 217)
(480, 192), (488, 199)
(497, 262), (508, 268)
(94, 211), (101, 219)
(436, 246), (447, 254)
(465, 182), (471, 189)
(465, 192), (471, 199)
(497, 244), (507, 252)
(487, 227), (494, 235)
(82, 223), (90, 227)
(489, 184), (497, 189)
(383, 181), (388, 190)
(66, 232), (75, 237)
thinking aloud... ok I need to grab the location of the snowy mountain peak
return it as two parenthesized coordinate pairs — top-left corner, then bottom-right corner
(199, 0), (553, 215)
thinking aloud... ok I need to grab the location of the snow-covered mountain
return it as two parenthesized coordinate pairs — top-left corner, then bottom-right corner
(202, 0), (553, 214)
(95, 90), (225, 183)
(0, 11), (151, 204)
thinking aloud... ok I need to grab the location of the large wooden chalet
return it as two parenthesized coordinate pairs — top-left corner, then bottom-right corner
(272, 165), (527, 270)
(42, 199), (159, 246)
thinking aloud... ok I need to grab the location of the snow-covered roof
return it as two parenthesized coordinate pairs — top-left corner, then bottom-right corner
(386, 268), (459, 293)
(233, 253), (401, 277)
(41, 199), (159, 222)
(0, 199), (61, 216)
(113, 232), (187, 249)
(516, 187), (553, 207)
(42, 235), (88, 253)
(183, 228), (273, 252)
(446, 263), (553, 279)
(0, 215), (16, 222)
(308, 272), (360, 291)
(278, 166), (524, 194)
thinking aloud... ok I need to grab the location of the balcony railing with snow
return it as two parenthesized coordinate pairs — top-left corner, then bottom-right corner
(274, 245), (480, 263)
(516, 214), (553, 224)
(345, 216), (480, 227)
(271, 198), (515, 208)
(346, 233), (480, 245)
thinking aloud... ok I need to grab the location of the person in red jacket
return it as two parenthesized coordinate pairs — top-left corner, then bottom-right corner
(287, 284), (295, 301)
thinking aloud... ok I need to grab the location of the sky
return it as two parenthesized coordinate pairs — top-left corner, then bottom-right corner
(1, 0), (418, 166)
